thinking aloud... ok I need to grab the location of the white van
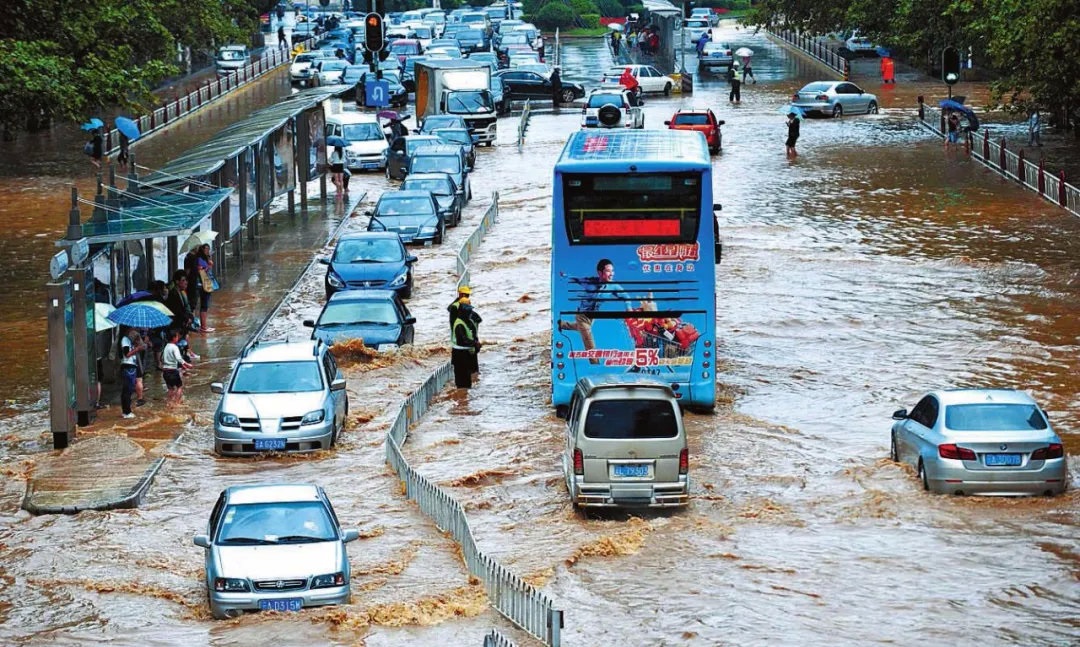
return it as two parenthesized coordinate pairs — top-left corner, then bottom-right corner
(324, 111), (389, 171)
(562, 376), (690, 509)
(215, 45), (249, 73)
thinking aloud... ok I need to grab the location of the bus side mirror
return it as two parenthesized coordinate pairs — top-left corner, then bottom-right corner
(713, 203), (722, 211)
(714, 215), (722, 265)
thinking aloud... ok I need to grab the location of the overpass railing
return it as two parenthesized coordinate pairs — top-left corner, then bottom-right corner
(388, 193), (565, 646)
(768, 29), (848, 79)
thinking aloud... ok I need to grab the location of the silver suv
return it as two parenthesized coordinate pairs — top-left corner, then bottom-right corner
(562, 376), (689, 508)
(581, 88), (644, 129)
(211, 340), (348, 456)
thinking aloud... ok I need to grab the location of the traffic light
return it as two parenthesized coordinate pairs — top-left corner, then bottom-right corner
(942, 47), (961, 85)
(364, 12), (385, 52)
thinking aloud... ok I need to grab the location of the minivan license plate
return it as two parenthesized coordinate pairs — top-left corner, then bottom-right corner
(254, 438), (286, 451)
(985, 453), (1021, 466)
(259, 598), (302, 612)
(614, 464), (649, 478)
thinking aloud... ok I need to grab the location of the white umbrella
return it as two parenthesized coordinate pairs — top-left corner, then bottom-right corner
(608, 22), (624, 32)
(180, 230), (218, 254)
(94, 303), (118, 332)
(735, 47), (754, 58)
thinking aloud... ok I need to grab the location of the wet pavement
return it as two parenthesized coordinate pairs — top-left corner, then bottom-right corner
(1, 19), (1079, 646)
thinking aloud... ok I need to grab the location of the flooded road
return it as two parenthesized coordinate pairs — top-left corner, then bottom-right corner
(2, 21), (1079, 646)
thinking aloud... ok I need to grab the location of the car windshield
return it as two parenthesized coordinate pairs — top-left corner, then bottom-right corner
(406, 138), (440, 155)
(412, 156), (460, 174)
(321, 61), (347, 71)
(378, 196), (435, 215)
(433, 129), (471, 146)
(403, 178), (452, 194)
(800, 82), (833, 92)
(334, 238), (403, 263)
(583, 399), (679, 439)
(502, 34), (529, 44)
(587, 94), (625, 108)
(294, 54), (317, 64)
(673, 113), (710, 125)
(320, 300), (399, 325)
(686, 19), (708, 28)
(231, 361), (323, 393)
(342, 123), (383, 141)
(217, 501), (336, 544)
(390, 42), (419, 54)
(415, 27), (432, 38)
(341, 67), (363, 82)
(423, 117), (461, 131)
(944, 404), (1048, 431)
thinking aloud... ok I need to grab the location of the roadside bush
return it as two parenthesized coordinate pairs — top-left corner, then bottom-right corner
(580, 13), (601, 28)
(596, 0), (623, 16)
(569, 0), (600, 16)
(533, 3), (576, 29)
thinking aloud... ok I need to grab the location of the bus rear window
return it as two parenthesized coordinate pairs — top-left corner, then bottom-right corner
(562, 172), (701, 244)
(583, 399), (679, 439)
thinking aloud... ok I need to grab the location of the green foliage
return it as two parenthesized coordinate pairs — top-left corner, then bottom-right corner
(533, 2), (576, 29)
(580, 14), (601, 28)
(569, 0), (600, 15)
(596, 0), (624, 17)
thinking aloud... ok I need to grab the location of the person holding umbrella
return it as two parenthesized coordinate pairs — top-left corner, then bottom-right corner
(735, 48), (756, 84)
(81, 118), (104, 168)
(330, 143), (345, 194)
(114, 117), (140, 170)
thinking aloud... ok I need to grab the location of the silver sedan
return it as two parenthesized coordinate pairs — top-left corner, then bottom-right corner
(890, 389), (1068, 496)
(193, 484), (360, 619)
(791, 81), (879, 118)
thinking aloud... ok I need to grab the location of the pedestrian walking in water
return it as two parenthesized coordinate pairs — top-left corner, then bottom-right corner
(550, 67), (563, 106)
(450, 297), (481, 388)
(87, 128), (103, 168)
(119, 328), (145, 419)
(727, 63), (742, 103)
(161, 328), (193, 407)
(785, 112), (800, 158)
(741, 56), (756, 83)
(278, 25), (287, 51)
(946, 111), (960, 146)
(1027, 108), (1043, 146)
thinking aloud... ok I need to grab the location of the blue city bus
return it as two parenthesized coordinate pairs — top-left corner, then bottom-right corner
(551, 130), (718, 415)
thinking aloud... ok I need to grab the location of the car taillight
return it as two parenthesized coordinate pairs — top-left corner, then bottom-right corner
(816, 94), (829, 101)
(573, 448), (583, 475)
(791, 93), (799, 101)
(938, 444), (976, 460)
(1030, 444), (1064, 460)
(678, 448), (688, 475)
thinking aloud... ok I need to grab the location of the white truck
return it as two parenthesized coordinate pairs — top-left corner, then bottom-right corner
(414, 60), (497, 146)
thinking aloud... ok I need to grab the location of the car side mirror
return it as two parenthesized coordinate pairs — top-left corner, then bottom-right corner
(663, 120), (670, 125)
(318, 257), (330, 265)
(892, 409), (908, 420)
(717, 120), (726, 126)
(331, 378), (347, 391)
(303, 319), (315, 328)
(193, 534), (210, 548)
(341, 528), (360, 543)
(404, 316), (417, 325)
(406, 255), (418, 264)
(210, 382), (224, 394)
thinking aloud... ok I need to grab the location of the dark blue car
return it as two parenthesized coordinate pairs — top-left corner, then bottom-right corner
(304, 290), (416, 350)
(320, 232), (417, 299)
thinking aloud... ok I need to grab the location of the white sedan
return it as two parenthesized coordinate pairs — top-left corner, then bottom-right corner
(601, 65), (676, 95)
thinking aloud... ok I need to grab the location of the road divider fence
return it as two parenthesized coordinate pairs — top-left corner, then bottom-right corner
(918, 103), (1079, 218)
(386, 193), (565, 646)
(517, 100), (532, 151)
(484, 630), (519, 647)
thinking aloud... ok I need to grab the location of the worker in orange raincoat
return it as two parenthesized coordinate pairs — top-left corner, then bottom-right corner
(880, 56), (895, 84)
(618, 67), (642, 105)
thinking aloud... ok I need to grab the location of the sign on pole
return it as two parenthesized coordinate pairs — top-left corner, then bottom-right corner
(365, 79), (390, 107)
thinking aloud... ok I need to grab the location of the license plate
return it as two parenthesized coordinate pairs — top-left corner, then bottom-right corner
(613, 464), (649, 478)
(585, 117), (598, 125)
(361, 162), (380, 169)
(259, 598), (302, 612)
(254, 438), (286, 451)
(985, 453), (1021, 466)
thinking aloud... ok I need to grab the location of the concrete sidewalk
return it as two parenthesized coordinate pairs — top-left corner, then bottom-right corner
(23, 188), (366, 514)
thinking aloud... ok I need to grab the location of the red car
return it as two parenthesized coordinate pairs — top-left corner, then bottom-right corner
(664, 109), (724, 154)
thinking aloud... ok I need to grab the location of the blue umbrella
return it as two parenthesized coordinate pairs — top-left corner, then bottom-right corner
(115, 116), (141, 141)
(106, 302), (174, 329)
(939, 98), (967, 111)
(80, 118), (104, 131)
(326, 135), (348, 148)
(779, 105), (805, 120)
(115, 290), (155, 307)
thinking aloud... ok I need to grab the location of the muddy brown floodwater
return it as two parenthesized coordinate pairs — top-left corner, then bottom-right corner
(1, 22), (1078, 646)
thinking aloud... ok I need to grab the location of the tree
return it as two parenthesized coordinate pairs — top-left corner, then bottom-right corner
(533, 2), (576, 29)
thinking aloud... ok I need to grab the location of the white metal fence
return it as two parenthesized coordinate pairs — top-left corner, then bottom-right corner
(101, 47), (293, 156)
(387, 194), (565, 646)
(767, 29), (848, 79)
(517, 100), (532, 151)
(917, 104), (1080, 218)
(484, 629), (519, 647)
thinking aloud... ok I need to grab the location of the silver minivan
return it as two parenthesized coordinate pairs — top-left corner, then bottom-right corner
(562, 376), (689, 508)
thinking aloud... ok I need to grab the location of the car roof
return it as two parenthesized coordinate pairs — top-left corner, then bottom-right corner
(930, 388), (1036, 407)
(225, 483), (323, 504)
(382, 189), (436, 199)
(241, 339), (323, 363)
(328, 289), (398, 302)
(576, 375), (676, 398)
(327, 111), (380, 124)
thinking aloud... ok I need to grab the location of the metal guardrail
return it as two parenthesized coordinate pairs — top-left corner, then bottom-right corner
(917, 104), (1080, 218)
(100, 47), (294, 156)
(388, 193), (565, 646)
(517, 100), (532, 151)
(484, 629), (519, 647)
(767, 29), (849, 79)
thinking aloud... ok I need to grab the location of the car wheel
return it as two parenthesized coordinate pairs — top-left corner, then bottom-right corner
(868, 100), (879, 114)
(402, 275), (413, 299)
(385, 165), (391, 180)
(832, 104), (843, 118)
(918, 460), (929, 491)
(560, 88), (575, 103)
(709, 145), (719, 155)
(330, 418), (339, 447)
(435, 221), (445, 244)
(890, 432), (899, 462)
(663, 82), (672, 96)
